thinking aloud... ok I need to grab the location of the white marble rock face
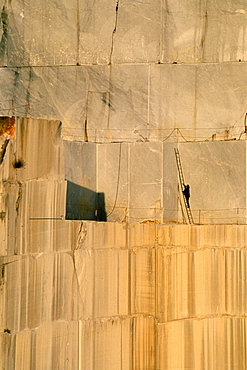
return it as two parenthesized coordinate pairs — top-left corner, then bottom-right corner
(179, 140), (247, 223)
(0, 2), (246, 140)
(0, 63), (247, 142)
(0, 0), (247, 369)
(3, 0), (247, 66)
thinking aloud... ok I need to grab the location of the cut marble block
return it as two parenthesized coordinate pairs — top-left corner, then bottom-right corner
(74, 248), (129, 319)
(64, 141), (164, 222)
(0, 62), (247, 141)
(178, 140), (247, 223)
(64, 141), (96, 189)
(97, 143), (129, 221)
(0, 321), (79, 370)
(112, 0), (160, 63)
(128, 142), (163, 222)
(130, 246), (155, 316)
(80, 315), (155, 370)
(0, 179), (68, 255)
(1, 0), (78, 67)
(0, 117), (64, 182)
(157, 246), (247, 321)
(157, 318), (247, 370)
(3, 252), (80, 333)
(27, 219), (81, 254)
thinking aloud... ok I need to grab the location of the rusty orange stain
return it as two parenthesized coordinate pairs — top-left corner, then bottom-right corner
(0, 116), (15, 137)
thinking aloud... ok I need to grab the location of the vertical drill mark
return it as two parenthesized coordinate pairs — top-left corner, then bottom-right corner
(107, 1), (120, 132)
(109, 0), (120, 65)
(201, 11), (208, 59)
(15, 181), (22, 214)
(0, 1), (8, 65)
(84, 91), (89, 142)
(25, 67), (32, 116)
(0, 139), (9, 164)
(201, 0), (208, 61)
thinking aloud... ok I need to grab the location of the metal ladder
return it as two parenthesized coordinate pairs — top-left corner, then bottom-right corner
(174, 148), (194, 224)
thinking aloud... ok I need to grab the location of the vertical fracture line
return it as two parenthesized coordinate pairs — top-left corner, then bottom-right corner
(109, 0), (119, 65)
(107, 143), (122, 217)
(84, 91), (89, 142)
(107, 66), (112, 131)
(107, 1), (119, 131)
(26, 67), (31, 117)
(201, 2), (208, 62)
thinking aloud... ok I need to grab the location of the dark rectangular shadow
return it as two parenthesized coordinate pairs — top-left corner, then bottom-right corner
(65, 181), (107, 221)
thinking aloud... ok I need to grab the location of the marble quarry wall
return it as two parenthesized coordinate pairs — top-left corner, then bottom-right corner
(0, 1), (246, 141)
(1, 0), (247, 369)
(0, 117), (246, 369)
(1, 217), (247, 369)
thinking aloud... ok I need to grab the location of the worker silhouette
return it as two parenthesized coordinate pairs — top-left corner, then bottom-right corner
(182, 184), (190, 208)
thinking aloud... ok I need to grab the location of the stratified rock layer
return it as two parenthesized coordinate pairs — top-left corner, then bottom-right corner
(1, 219), (247, 369)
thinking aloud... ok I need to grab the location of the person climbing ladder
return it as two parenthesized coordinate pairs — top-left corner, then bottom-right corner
(182, 184), (190, 208)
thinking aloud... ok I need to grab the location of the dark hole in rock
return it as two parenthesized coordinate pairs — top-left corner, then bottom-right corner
(13, 158), (26, 168)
